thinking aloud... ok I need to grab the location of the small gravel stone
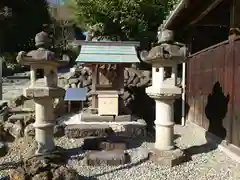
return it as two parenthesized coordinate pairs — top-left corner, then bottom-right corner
(1, 123), (240, 180)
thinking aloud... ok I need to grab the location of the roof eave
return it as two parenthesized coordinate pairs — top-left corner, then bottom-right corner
(162, 0), (225, 30)
(162, 0), (188, 29)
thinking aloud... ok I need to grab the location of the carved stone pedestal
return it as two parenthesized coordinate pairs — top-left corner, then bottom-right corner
(16, 30), (67, 155)
(141, 28), (188, 167)
(149, 148), (187, 167)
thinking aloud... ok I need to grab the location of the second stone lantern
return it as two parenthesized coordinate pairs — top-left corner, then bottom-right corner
(16, 31), (67, 155)
(141, 29), (188, 167)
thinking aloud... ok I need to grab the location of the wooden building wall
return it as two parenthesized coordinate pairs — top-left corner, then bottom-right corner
(186, 38), (240, 147)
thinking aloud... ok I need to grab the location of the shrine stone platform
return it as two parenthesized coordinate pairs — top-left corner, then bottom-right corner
(86, 150), (131, 166)
(62, 112), (146, 166)
(82, 136), (129, 151)
(63, 113), (147, 138)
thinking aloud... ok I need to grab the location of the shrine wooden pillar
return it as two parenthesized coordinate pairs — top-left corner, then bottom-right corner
(225, 0), (240, 144)
(229, 0), (240, 39)
(91, 64), (98, 108)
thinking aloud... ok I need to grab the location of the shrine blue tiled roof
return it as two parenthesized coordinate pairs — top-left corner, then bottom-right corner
(75, 41), (140, 63)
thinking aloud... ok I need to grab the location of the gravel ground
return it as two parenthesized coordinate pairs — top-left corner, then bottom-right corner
(1, 122), (240, 180)
(2, 78), (29, 101)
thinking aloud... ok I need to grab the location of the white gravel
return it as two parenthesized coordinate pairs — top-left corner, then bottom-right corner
(1, 122), (240, 180)
(2, 78), (29, 101)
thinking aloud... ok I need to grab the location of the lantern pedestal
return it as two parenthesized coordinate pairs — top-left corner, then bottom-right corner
(141, 29), (188, 167)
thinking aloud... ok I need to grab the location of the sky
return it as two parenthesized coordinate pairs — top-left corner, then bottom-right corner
(46, 0), (64, 5)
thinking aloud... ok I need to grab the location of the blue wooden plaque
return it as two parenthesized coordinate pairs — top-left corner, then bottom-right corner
(64, 88), (87, 101)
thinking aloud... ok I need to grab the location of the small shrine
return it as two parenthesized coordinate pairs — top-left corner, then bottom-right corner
(75, 41), (140, 116)
(141, 28), (188, 167)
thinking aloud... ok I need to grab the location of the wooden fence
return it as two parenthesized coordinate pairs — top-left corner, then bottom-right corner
(186, 38), (240, 147)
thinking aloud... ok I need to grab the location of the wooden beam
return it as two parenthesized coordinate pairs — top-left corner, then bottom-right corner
(193, 24), (228, 27)
(190, 0), (224, 25)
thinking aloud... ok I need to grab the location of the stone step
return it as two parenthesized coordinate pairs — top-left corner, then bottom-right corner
(86, 150), (131, 166)
(8, 114), (25, 122)
(64, 121), (147, 139)
(149, 148), (187, 167)
(81, 114), (114, 122)
(6, 75), (30, 80)
(65, 124), (114, 138)
(99, 141), (127, 151)
(8, 114), (34, 125)
(82, 136), (128, 150)
(9, 107), (34, 114)
(81, 114), (133, 122)
(115, 115), (132, 122)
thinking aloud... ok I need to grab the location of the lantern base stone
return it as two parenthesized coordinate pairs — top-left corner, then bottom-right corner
(149, 147), (187, 167)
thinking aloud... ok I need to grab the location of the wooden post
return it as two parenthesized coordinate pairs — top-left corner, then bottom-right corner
(0, 57), (2, 100)
(91, 64), (98, 108)
(68, 101), (71, 113)
(229, 0), (240, 40)
(227, 0), (240, 144)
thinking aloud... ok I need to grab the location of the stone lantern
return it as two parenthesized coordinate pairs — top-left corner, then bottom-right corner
(16, 31), (67, 155)
(141, 29), (187, 167)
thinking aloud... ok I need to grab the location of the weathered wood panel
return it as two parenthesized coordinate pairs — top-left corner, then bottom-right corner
(232, 40), (240, 147)
(186, 39), (240, 147)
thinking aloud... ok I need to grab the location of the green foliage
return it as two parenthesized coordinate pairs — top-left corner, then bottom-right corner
(66, 0), (178, 46)
(0, 0), (51, 63)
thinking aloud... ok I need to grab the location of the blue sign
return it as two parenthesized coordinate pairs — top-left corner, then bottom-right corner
(64, 88), (87, 101)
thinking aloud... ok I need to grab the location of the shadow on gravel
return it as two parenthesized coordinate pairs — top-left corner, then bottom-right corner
(66, 146), (84, 156)
(64, 146), (85, 162)
(127, 136), (153, 149)
(82, 177), (99, 180)
(126, 86), (155, 140)
(183, 82), (228, 157)
(89, 156), (149, 178)
(0, 161), (23, 170)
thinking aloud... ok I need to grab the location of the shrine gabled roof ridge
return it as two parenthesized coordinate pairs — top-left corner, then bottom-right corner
(75, 41), (140, 63)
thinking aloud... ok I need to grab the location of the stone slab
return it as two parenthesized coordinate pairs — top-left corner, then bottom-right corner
(82, 137), (107, 150)
(8, 113), (35, 125)
(113, 125), (147, 138)
(65, 124), (113, 138)
(81, 114), (134, 123)
(82, 136), (128, 150)
(81, 114), (114, 122)
(102, 135), (129, 150)
(99, 141), (127, 151)
(9, 107), (34, 114)
(23, 87), (65, 98)
(64, 121), (147, 138)
(86, 150), (131, 166)
(8, 114), (25, 123)
(115, 115), (132, 122)
(149, 147), (187, 167)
